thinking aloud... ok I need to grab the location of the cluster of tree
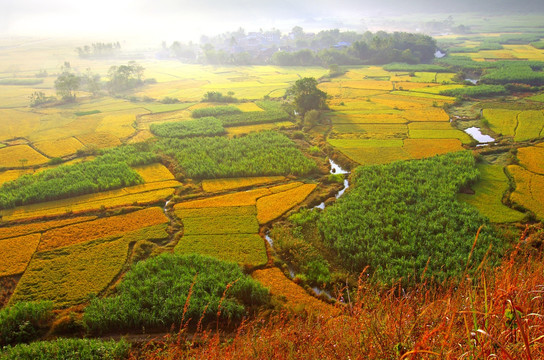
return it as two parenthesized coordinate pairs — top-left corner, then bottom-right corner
(76, 42), (121, 59)
(318, 152), (502, 286)
(28, 91), (56, 107)
(150, 117), (226, 138)
(52, 61), (147, 102)
(154, 131), (317, 179)
(201, 91), (238, 103)
(83, 253), (269, 335)
(286, 77), (328, 116)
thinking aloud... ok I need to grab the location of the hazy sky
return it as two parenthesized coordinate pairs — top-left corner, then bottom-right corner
(2, 0), (544, 43)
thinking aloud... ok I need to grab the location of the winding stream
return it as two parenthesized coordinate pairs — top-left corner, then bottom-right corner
(267, 158), (350, 301)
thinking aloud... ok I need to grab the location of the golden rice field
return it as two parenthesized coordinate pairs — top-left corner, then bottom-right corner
(33, 137), (84, 158)
(252, 267), (339, 315)
(332, 123), (408, 139)
(0, 234), (41, 277)
(517, 144), (544, 174)
(0, 216), (96, 240)
(182, 215), (259, 235)
(0, 144), (50, 168)
(268, 182), (305, 194)
(454, 44), (544, 61)
(176, 205), (257, 219)
(483, 109), (519, 137)
(507, 165), (544, 219)
(75, 132), (122, 149)
(458, 164), (525, 223)
(256, 183), (317, 224)
(175, 188), (272, 209)
(408, 129), (473, 144)
(236, 102), (265, 112)
(133, 163), (175, 183)
(330, 113), (407, 125)
(175, 233), (268, 267)
(38, 207), (168, 251)
(0, 109), (41, 141)
(0, 181), (179, 222)
(10, 225), (168, 308)
(403, 139), (464, 159)
(201, 176), (285, 193)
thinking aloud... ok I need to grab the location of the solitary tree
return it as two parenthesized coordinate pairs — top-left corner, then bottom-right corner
(55, 71), (80, 101)
(286, 77), (328, 116)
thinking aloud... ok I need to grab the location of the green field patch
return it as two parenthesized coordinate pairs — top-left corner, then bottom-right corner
(182, 215), (259, 235)
(0, 78), (43, 86)
(328, 139), (409, 165)
(74, 110), (101, 116)
(409, 129), (474, 144)
(483, 108), (519, 137)
(458, 164), (525, 223)
(150, 117), (225, 138)
(175, 234), (267, 267)
(176, 205), (257, 218)
(529, 93), (544, 102)
(10, 225), (168, 307)
(515, 110), (544, 142)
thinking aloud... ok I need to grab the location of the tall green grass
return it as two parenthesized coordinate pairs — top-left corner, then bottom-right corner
(0, 301), (53, 346)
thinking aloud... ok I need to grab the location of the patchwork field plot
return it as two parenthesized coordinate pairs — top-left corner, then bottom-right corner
(201, 176), (285, 193)
(507, 165), (544, 219)
(176, 205), (257, 219)
(0, 233), (41, 277)
(517, 144), (544, 174)
(483, 109), (519, 137)
(0, 145), (49, 168)
(0, 216), (96, 240)
(182, 215), (259, 235)
(133, 163), (175, 183)
(38, 207), (168, 251)
(458, 164), (525, 223)
(33, 137), (84, 158)
(515, 110), (544, 142)
(0, 109), (40, 141)
(256, 183), (317, 224)
(408, 129), (473, 144)
(0, 181), (180, 222)
(252, 267), (338, 315)
(225, 122), (294, 137)
(10, 225), (168, 307)
(403, 139), (464, 159)
(175, 188), (272, 209)
(175, 234), (267, 267)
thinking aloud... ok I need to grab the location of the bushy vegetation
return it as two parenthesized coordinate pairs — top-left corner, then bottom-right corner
(0, 338), (130, 360)
(76, 42), (121, 59)
(191, 105), (241, 118)
(440, 84), (508, 98)
(318, 152), (502, 285)
(0, 301), (53, 346)
(155, 131), (316, 179)
(480, 64), (544, 86)
(150, 117), (225, 138)
(83, 253), (269, 335)
(0, 157), (144, 209)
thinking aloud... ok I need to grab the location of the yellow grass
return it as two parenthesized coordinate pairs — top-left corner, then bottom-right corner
(0, 145), (49, 167)
(252, 267), (338, 315)
(0, 181), (179, 222)
(202, 176), (285, 193)
(10, 225), (168, 307)
(133, 163), (175, 183)
(236, 103), (265, 112)
(176, 206), (257, 219)
(38, 207), (168, 251)
(517, 145), (544, 174)
(403, 108), (450, 122)
(257, 183), (316, 224)
(226, 122), (294, 137)
(76, 132), (121, 149)
(0, 109), (41, 141)
(508, 165), (544, 219)
(33, 137), (84, 158)
(0, 216), (96, 240)
(0, 234), (41, 277)
(403, 139), (464, 159)
(95, 109), (147, 139)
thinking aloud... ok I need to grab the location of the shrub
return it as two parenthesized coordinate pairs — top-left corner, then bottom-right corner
(0, 301), (54, 346)
(0, 338), (130, 360)
(83, 253), (269, 335)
